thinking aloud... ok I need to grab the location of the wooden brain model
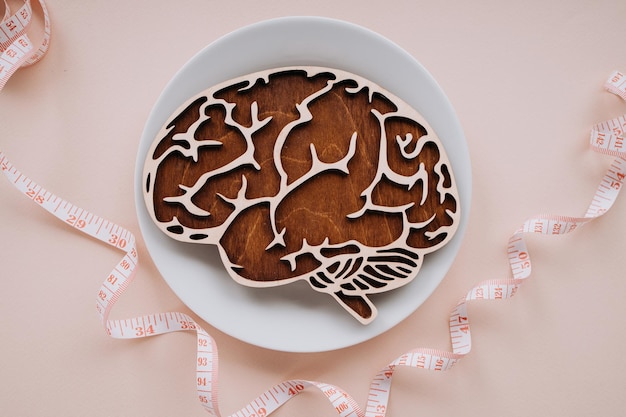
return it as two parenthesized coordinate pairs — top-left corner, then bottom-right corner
(143, 67), (460, 324)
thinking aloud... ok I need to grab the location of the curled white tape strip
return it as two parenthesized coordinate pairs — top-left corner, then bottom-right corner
(2, 5), (625, 415)
(0, 0), (50, 90)
(0, 153), (363, 416)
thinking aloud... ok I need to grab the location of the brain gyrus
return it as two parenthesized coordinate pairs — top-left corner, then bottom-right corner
(143, 67), (460, 324)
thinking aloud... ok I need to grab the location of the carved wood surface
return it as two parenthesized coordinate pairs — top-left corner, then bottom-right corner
(142, 67), (460, 324)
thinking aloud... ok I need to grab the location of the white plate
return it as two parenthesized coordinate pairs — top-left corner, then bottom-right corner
(134, 16), (471, 352)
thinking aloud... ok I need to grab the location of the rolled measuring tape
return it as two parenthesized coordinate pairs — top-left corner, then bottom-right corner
(0, 0), (50, 90)
(2, 4), (626, 415)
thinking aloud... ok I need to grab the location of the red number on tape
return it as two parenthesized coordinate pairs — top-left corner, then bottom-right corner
(2, 12), (625, 415)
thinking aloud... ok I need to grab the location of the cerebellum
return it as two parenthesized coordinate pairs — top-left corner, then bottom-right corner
(143, 67), (460, 324)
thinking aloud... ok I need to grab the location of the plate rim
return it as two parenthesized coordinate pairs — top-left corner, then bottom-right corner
(134, 15), (472, 352)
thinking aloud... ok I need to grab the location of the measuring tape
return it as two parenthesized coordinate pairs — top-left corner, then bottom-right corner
(2, 3), (626, 415)
(0, 0), (50, 90)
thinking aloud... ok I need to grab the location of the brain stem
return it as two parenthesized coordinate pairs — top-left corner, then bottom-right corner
(143, 66), (461, 325)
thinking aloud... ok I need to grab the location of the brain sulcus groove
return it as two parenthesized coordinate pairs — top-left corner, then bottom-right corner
(143, 66), (460, 324)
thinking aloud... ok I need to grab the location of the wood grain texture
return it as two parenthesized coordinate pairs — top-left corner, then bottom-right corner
(143, 67), (460, 323)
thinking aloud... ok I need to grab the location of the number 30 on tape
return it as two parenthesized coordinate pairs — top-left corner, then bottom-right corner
(2, 2), (626, 414)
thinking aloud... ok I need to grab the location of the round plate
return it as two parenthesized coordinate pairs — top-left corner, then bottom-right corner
(134, 16), (471, 352)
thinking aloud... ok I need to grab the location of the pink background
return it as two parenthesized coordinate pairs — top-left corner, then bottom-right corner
(2, 0), (626, 416)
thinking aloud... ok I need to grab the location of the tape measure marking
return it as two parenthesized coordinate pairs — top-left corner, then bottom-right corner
(4, 147), (362, 416)
(0, 0), (50, 90)
(360, 78), (626, 415)
(2, 3), (626, 415)
(605, 70), (626, 102)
